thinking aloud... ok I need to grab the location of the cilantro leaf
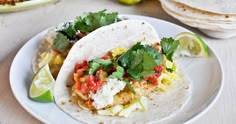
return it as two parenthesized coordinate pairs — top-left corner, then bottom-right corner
(52, 32), (70, 53)
(166, 68), (174, 73)
(143, 45), (162, 65)
(57, 10), (119, 40)
(88, 61), (100, 74)
(93, 59), (112, 65)
(127, 62), (143, 79)
(160, 37), (179, 62)
(109, 66), (124, 80)
(88, 59), (112, 74)
(117, 42), (144, 68)
(117, 42), (163, 80)
(74, 10), (119, 33)
(59, 22), (77, 39)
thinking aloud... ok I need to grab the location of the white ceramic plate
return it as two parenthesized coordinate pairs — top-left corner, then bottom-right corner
(9, 15), (223, 124)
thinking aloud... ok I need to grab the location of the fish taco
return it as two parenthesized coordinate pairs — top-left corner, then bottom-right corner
(54, 19), (191, 124)
(32, 10), (120, 78)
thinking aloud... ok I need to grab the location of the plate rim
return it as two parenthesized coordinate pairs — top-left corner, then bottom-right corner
(9, 14), (224, 124)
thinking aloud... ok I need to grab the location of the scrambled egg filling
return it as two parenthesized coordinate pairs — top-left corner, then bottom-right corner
(38, 52), (64, 78)
(111, 47), (127, 58)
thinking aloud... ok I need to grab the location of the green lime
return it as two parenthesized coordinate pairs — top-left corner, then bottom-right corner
(119, 0), (142, 5)
(175, 32), (209, 57)
(29, 64), (55, 102)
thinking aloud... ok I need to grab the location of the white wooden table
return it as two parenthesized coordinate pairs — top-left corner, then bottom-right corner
(0, 0), (235, 123)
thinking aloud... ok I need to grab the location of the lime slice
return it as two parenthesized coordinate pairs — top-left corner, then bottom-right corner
(119, 0), (142, 5)
(29, 64), (55, 102)
(175, 32), (209, 57)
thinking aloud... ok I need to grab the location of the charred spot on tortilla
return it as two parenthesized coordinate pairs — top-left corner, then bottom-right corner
(225, 15), (229, 18)
(178, 104), (183, 108)
(79, 44), (83, 48)
(61, 101), (65, 105)
(185, 86), (189, 90)
(66, 84), (72, 88)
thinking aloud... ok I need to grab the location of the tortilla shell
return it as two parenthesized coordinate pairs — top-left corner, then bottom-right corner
(54, 20), (190, 123)
(161, 4), (236, 31)
(32, 30), (57, 73)
(173, 0), (236, 15)
(160, 0), (236, 23)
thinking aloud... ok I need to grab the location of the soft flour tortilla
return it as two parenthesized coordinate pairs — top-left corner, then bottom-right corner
(54, 19), (191, 124)
(173, 0), (236, 15)
(161, 4), (236, 31)
(32, 30), (57, 73)
(160, 0), (236, 23)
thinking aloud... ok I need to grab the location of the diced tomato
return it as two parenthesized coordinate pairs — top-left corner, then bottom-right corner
(74, 60), (88, 72)
(73, 60), (106, 95)
(154, 66), (163, 73)
(73, 73), (79, 82)
(147, 75), (158, 85)
(75, 81), (81, 90)
(76, 68), (88, 77)
(101, 55), (111, 60)
(78, 75), (106, 95)
(80, 82), (89, 95)
(154, 65), (163, 77)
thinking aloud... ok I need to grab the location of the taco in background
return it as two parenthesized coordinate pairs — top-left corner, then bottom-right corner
(32, 10), (120, 78)
(54, 19), (191, 124)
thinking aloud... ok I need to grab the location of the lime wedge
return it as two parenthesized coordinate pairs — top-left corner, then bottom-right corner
(175, 32), (209, 57)
(29, 64), (55, 102)
(119, 0), (142, 5)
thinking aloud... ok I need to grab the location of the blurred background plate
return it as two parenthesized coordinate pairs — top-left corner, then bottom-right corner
(0, 0), (59, 13)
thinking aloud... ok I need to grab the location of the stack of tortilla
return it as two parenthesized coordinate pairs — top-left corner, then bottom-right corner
(160, 0), (236, 39)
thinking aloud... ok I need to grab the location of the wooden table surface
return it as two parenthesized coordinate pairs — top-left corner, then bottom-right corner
(0, 0), (236, 123)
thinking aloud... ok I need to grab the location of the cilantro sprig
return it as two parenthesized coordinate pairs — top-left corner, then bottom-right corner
(117, 42), (162, 80)
(74, 9), (119, 33)
(52, 32), (70, 54)
(160, 37), (179, 62)
(53, 10), (119, 54)
(88, 59), (112, 74)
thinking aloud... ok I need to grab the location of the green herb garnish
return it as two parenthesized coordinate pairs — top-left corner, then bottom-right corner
(109, 66), (125, 80)
(160, 37), (179, 62)
(117, 42), (162, 79)
(123, 80), (136, 94)
(74, 9), (119, 33)
(54, 10), (119, 54)
(88, 59), (112, 74)
(52, 32), (70, 53)
(166, 68), (174, 73)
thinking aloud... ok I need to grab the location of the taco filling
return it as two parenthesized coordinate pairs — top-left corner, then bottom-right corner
(71, 41), (180, 116)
